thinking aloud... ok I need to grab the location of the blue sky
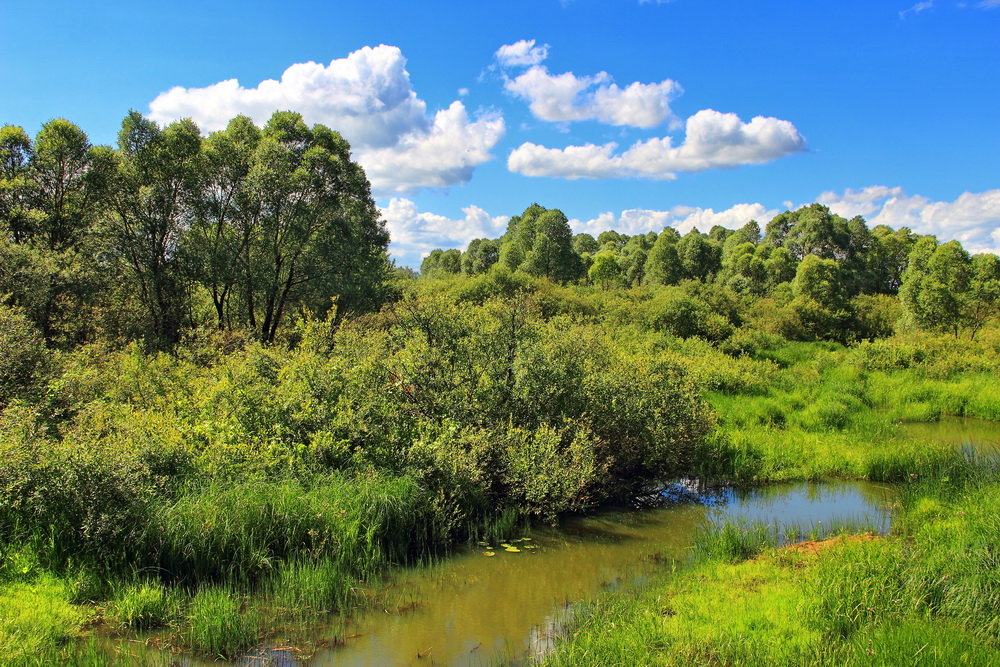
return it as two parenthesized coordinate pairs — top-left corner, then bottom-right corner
(3, 0), (999, 266)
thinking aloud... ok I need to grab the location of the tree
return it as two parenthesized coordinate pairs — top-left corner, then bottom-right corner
(677, 230), (721, 281)
(763, 246), (796, 289)
(789, 254), (853, 340)
(0, 125), (36, 242)
(644, 230), (681, 286)
(107, 111), (202, 349)
(793, 254), (849, 310)
(588, 252), (621, 289)
(30, 119), (113, 251)
(572, 233), (599, 256)
(499, 203), (546, 270)
(899, 240), (992, 338)
(618, 235), (650, 287)
(238, 112), (389, 341)
(870, 225), (918, 294)
(521, 208), (581, 282)
(968, 254), (1000, 338)
(462, 238), (500, 274)
(188, 115), (260, 328)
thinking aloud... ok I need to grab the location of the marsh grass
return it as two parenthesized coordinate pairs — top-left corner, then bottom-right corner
(109, 579), (180, 630)
(185, 585), (261, 659)
(267, 557), (356, 614)
(0, 573), (87, 663)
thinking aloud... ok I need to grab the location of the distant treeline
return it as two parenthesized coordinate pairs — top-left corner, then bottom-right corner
(422, 203), (1000, 341)
(0, 113), (392, 350)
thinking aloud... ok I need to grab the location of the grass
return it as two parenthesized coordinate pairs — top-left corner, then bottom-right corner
(267, 557), (356, 614)
(545, 454), (1000, 666)
(2, 330), (998, 661)
(0, 574), (87, 663)
(109, 580), (180, 630)
(185, 585), (261, 659)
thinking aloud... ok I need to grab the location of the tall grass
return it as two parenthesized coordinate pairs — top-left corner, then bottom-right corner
(185, 585), (260, 659)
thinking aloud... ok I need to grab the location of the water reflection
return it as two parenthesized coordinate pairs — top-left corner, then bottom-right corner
(309, 480), (894, 666)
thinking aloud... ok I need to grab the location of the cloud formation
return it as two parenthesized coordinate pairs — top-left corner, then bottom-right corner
(147, 45), (503, 193)
(496, 40), (680, 128)
(819, 186), (1000, 254)
(380, 198), (510, 266)
(495, 39), (550, 67)
(569, 203), (776, 237)
(508, 109), (806, 180)
(899, 1), (934, 19)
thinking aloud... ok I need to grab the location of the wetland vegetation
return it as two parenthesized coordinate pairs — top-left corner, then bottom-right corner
(1, 114), (998, 664)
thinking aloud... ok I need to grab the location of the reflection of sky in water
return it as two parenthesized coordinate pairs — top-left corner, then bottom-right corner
(711, 482), (894, 535)
(305, 480), (894, 666)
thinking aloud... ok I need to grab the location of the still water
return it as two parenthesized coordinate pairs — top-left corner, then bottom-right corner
(294, 481), (895, 666)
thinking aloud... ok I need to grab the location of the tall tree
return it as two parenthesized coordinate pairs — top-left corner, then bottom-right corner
(239, 112), (389, 341)
(31, 119), (113, 251)
(0, 125), (36, 242)
(188, 115), (260, 328)
(644, 229), (682, 286)
(107, 111), (202, 349)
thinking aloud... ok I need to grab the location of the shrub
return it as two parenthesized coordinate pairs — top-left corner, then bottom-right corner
(0, 303), (48, 406)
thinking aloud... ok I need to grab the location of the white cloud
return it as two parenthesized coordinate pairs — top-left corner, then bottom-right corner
(508, 109), (805, 180)
(495, 39), (550, 68)
(496, 40), (680, 128)
(147, 45), (503, 194)
(360, 102), (504, 192)
(380, 198), (509, 266)
(816, 185), (905, 218)
(811, 186), (1000, 254)
(505, 67), (681, 128)
(569, 203), (776, 237)
(899, 1), (934, 19)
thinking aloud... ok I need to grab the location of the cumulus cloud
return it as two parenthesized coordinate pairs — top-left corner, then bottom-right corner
(809, 186), (1000, 254)
(495, 40), (680, 128)
(508, 109), (805, 180)
(147, 45), (504, 193)
(816, 186), (905, 218)
(495, 39), (550, 67)
(569, 203), (776, 237)
(380, 198), (509, 266)
(360, 103), (504, 192)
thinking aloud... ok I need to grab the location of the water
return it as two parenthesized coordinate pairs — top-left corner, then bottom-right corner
(901, 416), (1000, 459)
(294, 480), (895, 666)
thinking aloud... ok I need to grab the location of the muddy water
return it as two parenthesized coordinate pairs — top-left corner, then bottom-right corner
(295, 481), (895, 666)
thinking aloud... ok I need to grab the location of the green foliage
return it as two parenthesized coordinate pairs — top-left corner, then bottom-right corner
(0, 303), (47, 405)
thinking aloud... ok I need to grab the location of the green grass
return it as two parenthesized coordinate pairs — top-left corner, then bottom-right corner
(267, 557), (356, 614)
(185, 585), (261, 659)
(109, 579), (180, 630)
(0, 574), (87, 663)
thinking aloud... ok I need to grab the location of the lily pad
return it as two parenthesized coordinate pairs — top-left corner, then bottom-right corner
(484, 551), (496, 557)
(504, 546), (521, 553)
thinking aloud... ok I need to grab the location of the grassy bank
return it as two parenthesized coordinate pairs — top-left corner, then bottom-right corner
(545, 459), (1000, 665)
